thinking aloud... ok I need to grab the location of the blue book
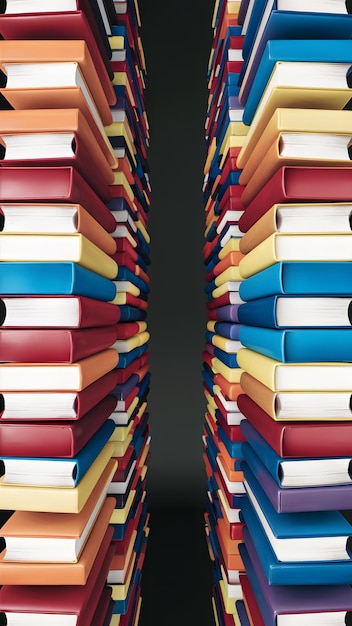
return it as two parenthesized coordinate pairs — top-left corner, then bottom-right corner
(217, 425), (243, 459)
(242, 452), (352, 514)
(1, 418), (115, 488)
(242, 459), (352, 560)
(116, 267), (150, 294)
(243, 38), (352, 125)
(119, 306), (147, 322)
(239, 262), (352, 302)
(0, 262), (116, 300)
(239, 538), (352, 626)
(240, 419), (352, 490)
(238, 5), (352, 106)
(115, 344), (148, 369)
(209, 321), (241, 340)
(208, 344), (239, 369)
(239, 325), (352, 362)
(241, 494), (352, 585)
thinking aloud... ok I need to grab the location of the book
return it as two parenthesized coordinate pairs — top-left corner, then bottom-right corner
(239, 261), (352, 302)
(0, 369), (119, 420)
(238, 294), (352, 329)
(0, 325), (119, 363)
(237, 347), (352, 391)
(242, 449), (352, 513)
(240, 371), (352, 420)
(0, 395), (116, 458)
(0, 295), (120, 329)
(0, 447), (116, 513)
(238, 166), (352, 232)
(243, 465), (352, 561)
(239, 392), (352, 458)
(0, 108), (114, 201)
(0, 166), (116, 233)
(0, 233), (117, 279)
(239, 573), (265, 626)
(0, 526), (115, 625)
(239, 233), (352, 279)
(0, 448), (114, 562)
(240, 494), (352, 585)
(0, 497), (115, 585)
(0, 38), (113, 124)
(0, 3), (116, 104)
(242, 38), (352, 125)
(240, 536), (352, 626)
(240, 202), (352, 254)
(238, 2), (352, 107)
(0, 347), (118, 391)
(239, 325), (352, 363)
(0, 203), (117, 255)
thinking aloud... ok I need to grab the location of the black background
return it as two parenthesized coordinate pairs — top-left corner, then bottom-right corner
(137, 0), (216, 623)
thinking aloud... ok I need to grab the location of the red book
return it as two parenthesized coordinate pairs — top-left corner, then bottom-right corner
(240, 573), (265, 626)
(205, 250), (244, 282)
(114, 322), (146, 340)
(0, 295), (120, 329)
(0, 369), (120, 421)
(0, 5), (116, 106)
(0, 394), (116, 457)
(91, 587), (114, 626)
(0, 326), (119, 363)
(114, 293), (148, 310)
(113, 236), (138, 256)
(113, 251), (149, 284)
(238, 393), (352, 458)
(0, 166), (115, 232)
(207, 292), (241, 310)
(239, 166), (352, 232)
(115, 355), (149, 385)
(0, 526), (114, 624)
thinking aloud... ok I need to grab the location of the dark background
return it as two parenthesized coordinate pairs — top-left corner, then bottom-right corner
(137, 0), (216, 623)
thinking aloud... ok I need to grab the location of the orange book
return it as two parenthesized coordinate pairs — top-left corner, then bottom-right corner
(0, 202), (117, 255)
(217, 452), (244, 483)
(0, 497), (116, 585)
(213, 374), (243, 402)
(0, 39), (113, 125)
(0, 108), (115, 200)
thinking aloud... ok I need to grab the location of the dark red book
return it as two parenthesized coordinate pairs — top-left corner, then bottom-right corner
(238, 393), (352, 458)
(207, 292), (241, 310)
(0, 166), (115, 232)
(0, 369), (120, 421)
(113, 252), (149, 284)
(0, 326), (119, 363)
(0, 5), (116, 105)
(91, 587), (113, 626)
(0, 394), (116, 457)
(114, 293), (148, 310)
(0, 526), (114, 625)
(239, 573), (265, 626)
(239, 166), (352, 232)
(0, 295), (120, 329)
(115, 355), (149, 385)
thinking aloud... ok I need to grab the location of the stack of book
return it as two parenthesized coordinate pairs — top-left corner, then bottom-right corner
(232, 1), (352, 624)
(202, 2), (251, 624)
(0, 2), (151, 625)
(105, 1), (151, 623)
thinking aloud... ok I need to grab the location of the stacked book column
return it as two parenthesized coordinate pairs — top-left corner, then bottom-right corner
(0, 2), (151, 625)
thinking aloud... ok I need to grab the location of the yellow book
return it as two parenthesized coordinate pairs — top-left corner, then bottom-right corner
(109, 420), (134, 443)
(212, 281), (242, 299)
(137, 218), (150, 244)
(212, 596), (220, 626)
(211, 334), (242, 354)
(219, 133), (247, 169)
(110, 490), (136, 524)
(112, 171), (135, 202)
(0, 233), (117, 279)
(0, 449), (116, 513)
(211, 356), (243, 384)
(109, 433), (133, 457)
(239, 232), (352, 279)
(109, 35), (124, 50)
(237, 347), (352, 392)
(113, 281), (140, 297)
(218, 237), (242, 258)
(212, 266), (242, 287)
(238, 107), (352, 186)
(112, 72), (136, 108)
(204, 137), (217, 175)
(112, 331), (150, 354)
(219, 579), (242, 621)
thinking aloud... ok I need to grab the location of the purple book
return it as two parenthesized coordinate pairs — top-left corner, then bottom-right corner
(208, 304), (240, 322)
(240, 528), (352, 626)
(242, 446), (352, 513)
